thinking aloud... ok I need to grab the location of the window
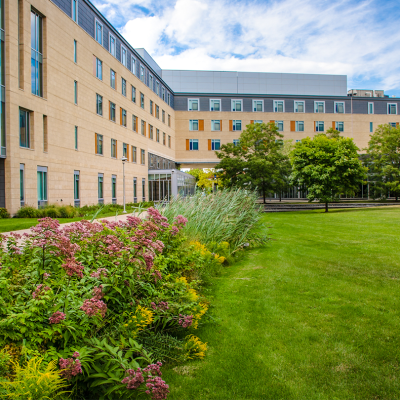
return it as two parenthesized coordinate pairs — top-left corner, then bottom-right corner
(72, 0), (78, 22)
(231, 100), (242, 112)
(156, 105), (159, 119)
(37, 166), (48, 205)
(189, 139), (199, 150)
(150, 100), (153, 115)
(98, 173), (104, 202)
(314, 101), (325, 113)
(388, 103), (397, 115)
(315, 121), (324, 132)
(74, 40), (77, 63)
(95, 20), (102, 45)
(189, 120), (199, 131)
(133, 177), (137, 201)
(168, 135), (171, 148)
(142, 178), (146, 201)
(254, 120), (263, 124)
(368, 102), (374, 115)
(74, 170), (80, 202)
(96, 94), (103, 115)
(31, 10), (43, 97)
(140, 65), (144, 82)
(121, 108), (127, 127)
(167, 93), (171, 106)
(122, 143), (128, 159)
(20, 164), (25, 206)
(110, 69), (115, 89)
(210, 99), (221, 111)
(156, 81), (159, 96)
(370, 122), (373, 133)
(274, 100), (284, 112)
(335, 102), (345, 113)
(112, 175), (117, 202)
(276, 121), (284, 131)
(232, 120), (242, 131)
(111, 138), (117, 158)
(96, 58), (102, 80)
(132, 115), (137, 132)
(121, 78), (126, 96)
(141, 120), (145, 136)
(188, 99), (199, 111)
(162, 110), (165, 123)
(141, 149), (145, 165)
(132, 146), (137, 163)
(162, 87), (165, 101)
(253, 100), (263, 112)
(140, 93), (144, 109)
(211, 139), (220, 151)
(335, 121), (344, 132)
(96, 133), (103, 155)
(121, 46), (127, 67)
(74, 81), (78, 104)
(74, 126), (78, 149)
(109, 101), (116, 122)
(109, 34), (116, 57)
(295, 121), (304, 132)
(294, 101), (304, 113)
(149, 125), (153, 139)
(168, 114), (171, 127)
(131, 57), (136, 75)
(389, 122), (397, 128)
(148, 74), (153, 90)
(163, 132), (166, 145)
(132, 86), (136, 102)
(233, 139), (240, 147)
(211, 120), (221, 131)
(19, 109), (30, 148)
(156, 128), (160, 142)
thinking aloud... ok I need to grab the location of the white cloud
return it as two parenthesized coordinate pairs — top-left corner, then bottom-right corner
(107, 0), (400, 92)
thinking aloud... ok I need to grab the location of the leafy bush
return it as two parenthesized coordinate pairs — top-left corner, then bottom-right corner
(15, 205), (37, 218)
(0, 208), (10, 219)
(0, 357), (69, 399)
(0, 208), (221, 399)
(157, 189), (268, 254)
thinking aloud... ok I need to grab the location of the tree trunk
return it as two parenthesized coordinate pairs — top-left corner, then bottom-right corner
(325, 202), (328, 213)
(263, 189), (266, 204)
(279, 191), (282, 202)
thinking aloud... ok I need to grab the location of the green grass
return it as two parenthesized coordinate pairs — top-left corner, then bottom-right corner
(163, 207), (400, 400)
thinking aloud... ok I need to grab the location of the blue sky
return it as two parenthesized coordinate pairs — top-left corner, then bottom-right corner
(93, 0), (400, 97)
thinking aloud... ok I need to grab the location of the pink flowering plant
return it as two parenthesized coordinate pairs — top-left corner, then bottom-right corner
(0, 207), (221, 399)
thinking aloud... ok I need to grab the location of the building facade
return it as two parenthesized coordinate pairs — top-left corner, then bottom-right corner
(1, 0), (400, 213)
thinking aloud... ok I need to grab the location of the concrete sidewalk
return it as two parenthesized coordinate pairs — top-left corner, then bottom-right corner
(2, 211), (148, 238)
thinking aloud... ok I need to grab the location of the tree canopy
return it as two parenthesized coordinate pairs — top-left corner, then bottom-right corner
(365, 124), (400, 200)
(216, 122), (287, 202)
(290, 134), (367, 212)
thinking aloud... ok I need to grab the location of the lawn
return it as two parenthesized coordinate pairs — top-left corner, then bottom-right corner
(163, 207), (400, 400)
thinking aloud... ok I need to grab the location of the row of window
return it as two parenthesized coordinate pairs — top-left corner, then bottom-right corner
(187, 120), (350, 132)
(93, 57), (172, 126)
(187, 98), (398, 115)
(186, 139), (222, 151)
(92, 18), (171, 106)
(20, 165), (146, 207)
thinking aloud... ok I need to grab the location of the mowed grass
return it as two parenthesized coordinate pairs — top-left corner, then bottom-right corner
(163, 207), (400, 400)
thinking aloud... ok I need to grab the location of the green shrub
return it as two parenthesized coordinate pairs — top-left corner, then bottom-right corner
(43, 207), (61, 219)
(0, 208), (10, 219)
(15, 206), (37, 218)
(58, 205), (77, 218)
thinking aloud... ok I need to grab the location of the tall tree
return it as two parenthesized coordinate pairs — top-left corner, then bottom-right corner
(290, 134), (367, 212)
(216, 122), (286, 203)
(365, 124), (400, 201)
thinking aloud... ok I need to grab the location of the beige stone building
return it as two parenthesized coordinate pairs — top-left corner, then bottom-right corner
(1, 0), (399, 213)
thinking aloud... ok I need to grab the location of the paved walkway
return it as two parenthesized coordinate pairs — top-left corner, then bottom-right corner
(2, 211), (148, 238)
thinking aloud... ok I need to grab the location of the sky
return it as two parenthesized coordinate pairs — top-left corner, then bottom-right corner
(93, 0), (400, 97)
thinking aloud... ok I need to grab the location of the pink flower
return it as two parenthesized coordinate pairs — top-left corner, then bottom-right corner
(121, 368), (144, 389)
(32, 284), (51, 299)
(61, 257), (84, 278)
(49, 311), (66, 324)
(178, 314), (193, 328)
(59, 354), (82, 380)
(90, 268), (108, 278)
(43, 272), (51, 280)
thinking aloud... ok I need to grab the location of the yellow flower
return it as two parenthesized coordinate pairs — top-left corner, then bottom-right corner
(184, 335), (207, 360)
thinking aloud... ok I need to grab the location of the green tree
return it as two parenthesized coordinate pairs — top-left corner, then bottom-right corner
(366, 123), (400, 201)
(186, 168), (220, 193)
(290, 134), (367, 212)
(216, 122), (286, 203)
